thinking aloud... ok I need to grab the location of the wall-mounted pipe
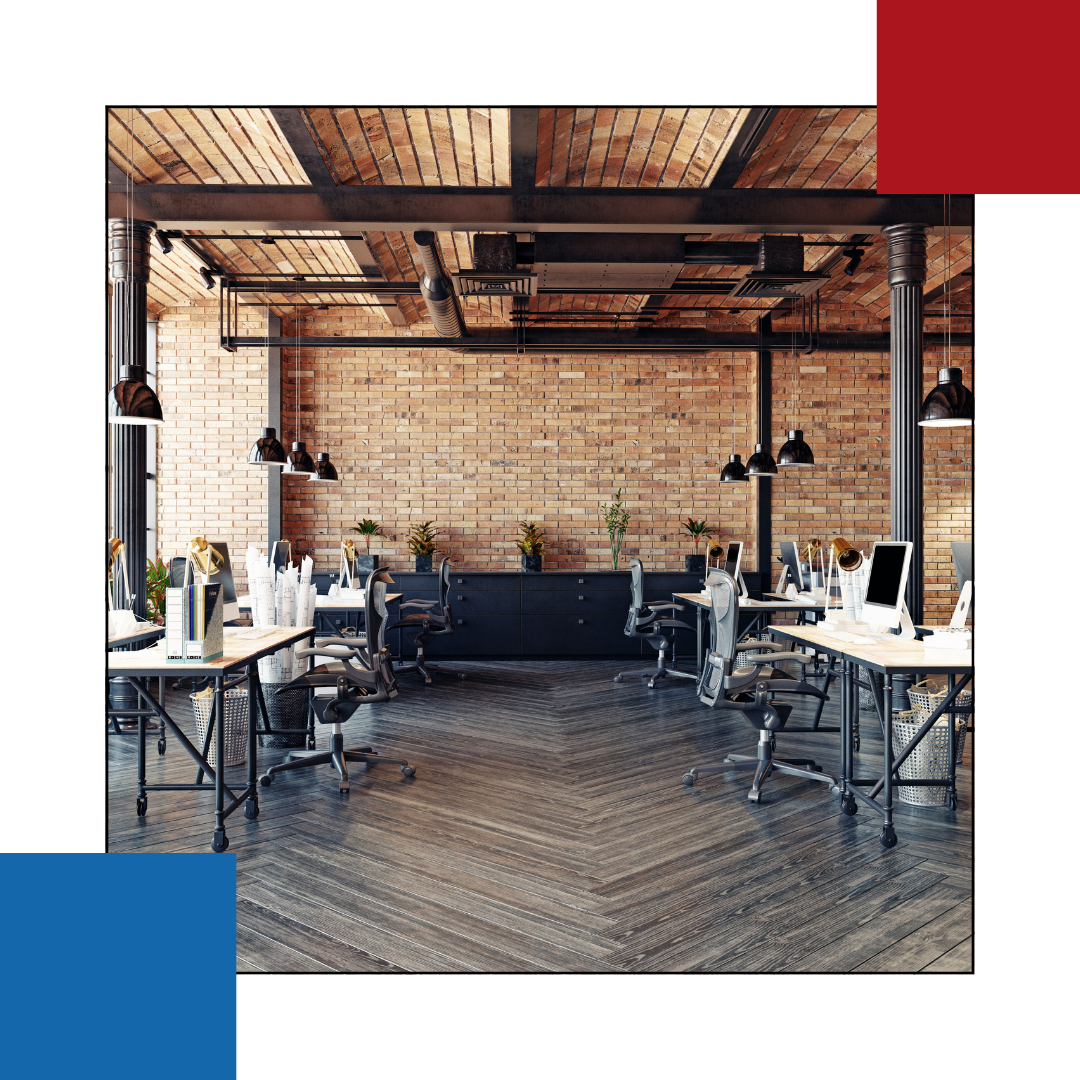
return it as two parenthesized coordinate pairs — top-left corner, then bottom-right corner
(413, 230), (467, 337)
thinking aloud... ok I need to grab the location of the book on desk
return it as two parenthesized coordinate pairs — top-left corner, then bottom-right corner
(165, 583), (224, 664)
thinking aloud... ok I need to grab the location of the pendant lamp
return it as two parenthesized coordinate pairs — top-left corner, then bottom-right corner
(312, 451), (338, 482)
(745, 443), (778, 477)
(719, 453), (748, 482)
(777, 428), (815, 466)
(284, 440), (316, 477)
(108, 365), (164, 425)
(247, 426), (286, 466)
(919, 367), (973, 426)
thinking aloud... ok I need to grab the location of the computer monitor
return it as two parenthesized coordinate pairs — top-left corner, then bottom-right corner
(951, 541), (973, 619)
(860, 541), (913, 630)
(722, 541), (742, 580)
(778, 541), (805, 592)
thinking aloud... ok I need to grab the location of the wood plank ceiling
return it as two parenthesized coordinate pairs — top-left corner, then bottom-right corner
(106, 105), (969, 327)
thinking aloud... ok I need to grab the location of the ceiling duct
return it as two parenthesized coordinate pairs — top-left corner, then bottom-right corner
(452, 233), (537, 297)
(414, 230), (467, 336)
(728, 235), (830, 299)
(531, 233), (683, 291)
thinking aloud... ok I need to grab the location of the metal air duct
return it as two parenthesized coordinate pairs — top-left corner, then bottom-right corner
(414, 230), (468, 337)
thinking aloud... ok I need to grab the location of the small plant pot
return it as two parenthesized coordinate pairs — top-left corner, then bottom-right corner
(522, 554), (542, 573)
(414, 554), (433, 573)
(357, 552), (380, 573)
(685, 553), (707, 572)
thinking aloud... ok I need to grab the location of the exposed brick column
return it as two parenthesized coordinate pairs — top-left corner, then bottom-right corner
(883, 223), (927, 622)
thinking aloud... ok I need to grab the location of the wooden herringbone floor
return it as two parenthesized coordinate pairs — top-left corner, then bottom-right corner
(107, 661), (973, 973)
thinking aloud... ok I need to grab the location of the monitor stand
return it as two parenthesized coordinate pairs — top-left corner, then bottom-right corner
(866, 601), (917, 641)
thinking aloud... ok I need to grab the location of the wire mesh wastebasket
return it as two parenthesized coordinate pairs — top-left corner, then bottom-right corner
(190, 688), (248, 767)
(891, 699), (970, 808)
(258, 682), (309, 749)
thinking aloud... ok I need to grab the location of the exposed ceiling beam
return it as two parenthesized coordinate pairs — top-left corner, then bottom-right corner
(710, 107), (781, 188)
(221, 330), (972, 353)
(107, 187), (974, 235)
(267, 108), (337, 186)
(510, 107), (539, 193)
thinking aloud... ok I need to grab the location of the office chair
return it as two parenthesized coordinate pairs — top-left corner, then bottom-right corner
(614, 557), (697, 688)
(682, 571), (840, 802)
(387, 557), (466, 684)
(258, 568), (415, 793)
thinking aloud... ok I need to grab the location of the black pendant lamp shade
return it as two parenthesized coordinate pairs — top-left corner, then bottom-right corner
(919, 367), (974, 426)
(719, 453), (748, 482)
(745, 443), (778, 477)
(108, 365), (164, 426)
(283, 441), (316, 477)
(312, 452), (339, 482)
(777, 429), (815, 467)
(247, 427), (286, 466)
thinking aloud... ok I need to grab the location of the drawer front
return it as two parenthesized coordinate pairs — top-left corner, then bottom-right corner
(314, 609), (362, 634)
(646, 572), (706, 595)
(521, 614), (641, 655)
(426, 614), (521, 656)
(521, 591), (629, 615)
(445, 573), (521, 592)
(446, 592), (521, 615)
(521, 572), (629, 593)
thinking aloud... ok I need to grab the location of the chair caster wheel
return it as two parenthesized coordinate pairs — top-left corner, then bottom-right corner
(401, 766), (415, 777)
(880, 825), (897, 848)
(947, 793), (957, 811)
(613, 676), (622, 683)
(748, 790), (762, 803)
(854, 737), (861, 752)
(259, 774), (272, 787)
(211, 832), (229, 852)
(157, 739), (166, 756)
(457, 673), (467, 679)
(682, 773), (696, 787)
(136, 796), (147, 817)
(338, 783), (350, 793)
(244, 798), (259, 819)
(647, 681), (656, 689)
(841, 795), (858, 816)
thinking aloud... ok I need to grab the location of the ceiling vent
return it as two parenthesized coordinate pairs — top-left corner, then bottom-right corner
(453, 233), (537, 297)
(728, 234), (830, 299)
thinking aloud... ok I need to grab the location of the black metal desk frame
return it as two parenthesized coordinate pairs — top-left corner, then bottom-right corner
(769, 626), (972, 848)
(109, 627), (314, 852)
(107, 626), (168, 751)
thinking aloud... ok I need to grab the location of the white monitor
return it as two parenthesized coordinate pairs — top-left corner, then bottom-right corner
(860, 541), (913, 630)
(778, 541), (805, 592)
(721, 541), (750, 598)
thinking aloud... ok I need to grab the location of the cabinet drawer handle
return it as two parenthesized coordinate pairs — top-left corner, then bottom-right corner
(457, 595), (465, 600)
(458, 619), (467, 625)
(457, 578), (464, 583)
(578, 578), (585, 583)
(578, 618), (585, 625)
(578, 595), (585, 600)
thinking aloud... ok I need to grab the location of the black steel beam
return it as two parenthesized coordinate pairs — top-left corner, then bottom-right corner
(268, 108), (337, 186)
(510, 107), (540, 193)
(756, 313), (773, 577)
(683, 241), (760, 264)
(267, 313), (282, 549)
(710, 108), (781, 189)
(106, 186), (973, 235)
(221, 330), (971, 352)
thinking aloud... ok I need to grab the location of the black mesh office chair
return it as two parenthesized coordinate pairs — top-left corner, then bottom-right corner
(388, 557), (466, 684)
(614, 557), (697, 688)
(258, 568), (415, 793)
(682, 571), (840, 802)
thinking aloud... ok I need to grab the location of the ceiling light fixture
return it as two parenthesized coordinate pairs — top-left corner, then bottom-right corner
(108, 365), (165, 425)
(310, 339), (339, 483)
(777, 297), (815, 467)
(198, 267), (215, 290)
(719, 454), (747, 482)
(746, 315), (778, 477)
(842, 247), (863, 276)
(246, 302), (286, 465)
(282, 300), (314, 478)
(154, 230), (173, 255)
(919, 196), (973, 426)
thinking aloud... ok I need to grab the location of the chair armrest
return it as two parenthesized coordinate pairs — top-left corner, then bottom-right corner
(758, 652), (813, 665)
(737, 639), (785, 652)
(400, 599), (438, 611)
(646, 601), (685, 611)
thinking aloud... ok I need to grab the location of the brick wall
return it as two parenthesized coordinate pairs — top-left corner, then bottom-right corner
(154, 299), (971, 622)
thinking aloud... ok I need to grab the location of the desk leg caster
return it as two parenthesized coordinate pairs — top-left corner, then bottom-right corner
(841, 795), (858, 816)
(244, 797), (259, 820)
(211, 830), (230, 853)
(136, 796), (147, 817)
(946, 790), (957, 811)
(157, 737), (166, 756)
(879, 825), (897, 848)
(307, 737), (317, 750)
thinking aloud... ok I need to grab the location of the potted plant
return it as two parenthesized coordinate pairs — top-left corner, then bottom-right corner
(515, 520), (546, 572)
(600, 488), (631, 570)
(351, 518), (383, 572)
(682, 518), (714, 572)
(146, 557), (171, 624)
(406, 521), (441, 572)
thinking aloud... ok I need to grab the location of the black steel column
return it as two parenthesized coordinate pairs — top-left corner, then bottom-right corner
(109, 218), (155, 616)
(883, 223), (927, 623)
(267, 313), (282, 547)
(756, 313), (773, 575)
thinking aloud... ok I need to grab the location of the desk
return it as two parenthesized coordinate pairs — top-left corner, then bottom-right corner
(673, 592), (826, 675)
(108, 624), (168, 743)
(767, 623), (972, 848)
(107, 625), (314, 852)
